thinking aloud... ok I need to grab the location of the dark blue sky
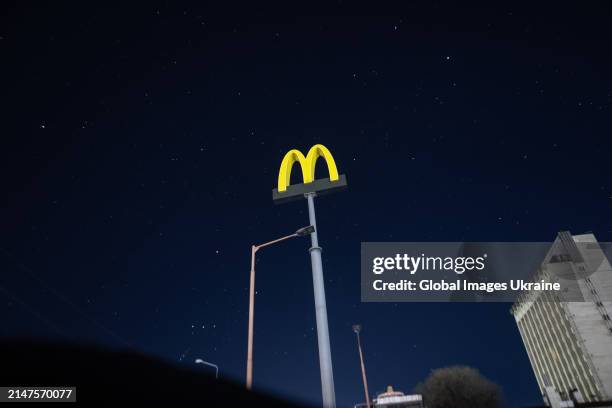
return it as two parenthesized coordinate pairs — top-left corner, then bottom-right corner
(1, 2), (611, 407)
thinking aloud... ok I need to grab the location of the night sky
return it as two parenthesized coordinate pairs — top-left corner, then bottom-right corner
(2, 2), (612, 407)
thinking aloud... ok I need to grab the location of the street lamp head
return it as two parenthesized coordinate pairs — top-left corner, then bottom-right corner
(295, 225), (315, 236)
(352, 324), (361, 334)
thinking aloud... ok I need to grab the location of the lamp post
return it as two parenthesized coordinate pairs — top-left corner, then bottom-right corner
(195, 358), (219, 379)
(352, 324), (371, 408)
(246, 225), (315, 390)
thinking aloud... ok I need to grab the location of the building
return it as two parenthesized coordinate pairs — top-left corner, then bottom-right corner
(511, 231), (612, 406)
(354, 386), (424, 408)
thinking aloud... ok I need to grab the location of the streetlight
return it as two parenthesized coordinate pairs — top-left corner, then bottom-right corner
(246, 225), (315, 390)
(195, 358), (219, 379)
(352, 324), (371, 408)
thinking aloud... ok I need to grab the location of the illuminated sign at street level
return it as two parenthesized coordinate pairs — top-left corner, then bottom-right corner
(272, 144), (347, 204)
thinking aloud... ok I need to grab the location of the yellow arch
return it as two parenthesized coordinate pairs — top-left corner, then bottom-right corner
(277, 149), (309, 193)
(277, 144), (340, 192)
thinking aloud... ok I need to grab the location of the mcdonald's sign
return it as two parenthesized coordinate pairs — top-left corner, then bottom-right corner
(272, 144), (347, 203)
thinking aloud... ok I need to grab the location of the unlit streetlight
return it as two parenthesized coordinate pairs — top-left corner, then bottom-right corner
(353, 324), (371, 408)
(246, 225), (315, 390)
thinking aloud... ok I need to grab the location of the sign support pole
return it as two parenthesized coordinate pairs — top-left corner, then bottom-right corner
(305, 192), (336, 408)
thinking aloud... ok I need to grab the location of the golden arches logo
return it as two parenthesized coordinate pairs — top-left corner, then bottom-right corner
(277, 144), (339, 192)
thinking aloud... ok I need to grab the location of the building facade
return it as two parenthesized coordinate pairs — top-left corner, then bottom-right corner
(354, 386), (423, 408)
(511, 232), (612, 405)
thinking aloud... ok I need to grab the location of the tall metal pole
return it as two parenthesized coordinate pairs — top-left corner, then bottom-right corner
(246, 230), (307, 390)
(246, 245), (257, 390)
(353, 326), (371, 408)
(306, 192), (336, 408)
